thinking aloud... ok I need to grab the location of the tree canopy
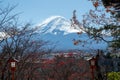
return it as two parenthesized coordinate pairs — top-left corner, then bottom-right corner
(71, 0), (120, 51)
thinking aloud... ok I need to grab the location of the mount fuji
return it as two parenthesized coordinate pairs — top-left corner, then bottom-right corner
(36, 16), (81, 35)
(35, 16), (109, 52)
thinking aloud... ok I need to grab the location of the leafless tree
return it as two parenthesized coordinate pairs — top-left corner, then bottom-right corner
(0, 3), (50, 80)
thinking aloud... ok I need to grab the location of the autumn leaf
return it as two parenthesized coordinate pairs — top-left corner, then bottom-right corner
(93, 1), (99, 8)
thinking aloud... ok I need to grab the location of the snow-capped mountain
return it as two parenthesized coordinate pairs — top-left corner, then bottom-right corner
(36, 16), (82, 35)
(0, 16), (112, 53)
(35, 16), (110, 52)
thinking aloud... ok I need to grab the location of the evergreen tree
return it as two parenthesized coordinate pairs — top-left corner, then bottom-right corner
(71, 0), (120, 51)
(101, 0), (120, 50)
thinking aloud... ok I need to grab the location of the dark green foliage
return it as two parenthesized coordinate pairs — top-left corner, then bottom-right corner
(101, 0), (120, 50)
(102, 0), (120, 19)
(86, 24), (120, 49)
(86, 0), (120, 50)
(104, 25), (120, 49)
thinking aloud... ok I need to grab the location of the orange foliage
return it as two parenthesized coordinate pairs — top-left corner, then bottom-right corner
(39, 55), (92, 80)
(93, 1), (99, 8)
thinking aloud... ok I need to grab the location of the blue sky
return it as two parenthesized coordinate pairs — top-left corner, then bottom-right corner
(3, 0), (94, 24)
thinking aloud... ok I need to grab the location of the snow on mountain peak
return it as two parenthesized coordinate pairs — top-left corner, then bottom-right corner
(39, 16), (65, 24)
(36, 16), (81, 35)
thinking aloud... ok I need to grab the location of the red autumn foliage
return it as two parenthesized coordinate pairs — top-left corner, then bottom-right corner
(67, 52), (73, 57)
(57, 61), (65, 66)
(39, 54), (92, 80)
(93, 1), (99, 8)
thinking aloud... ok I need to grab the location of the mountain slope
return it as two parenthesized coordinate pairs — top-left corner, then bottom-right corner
(35, 16), (110, 52)
(40, 33), (110, 51)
